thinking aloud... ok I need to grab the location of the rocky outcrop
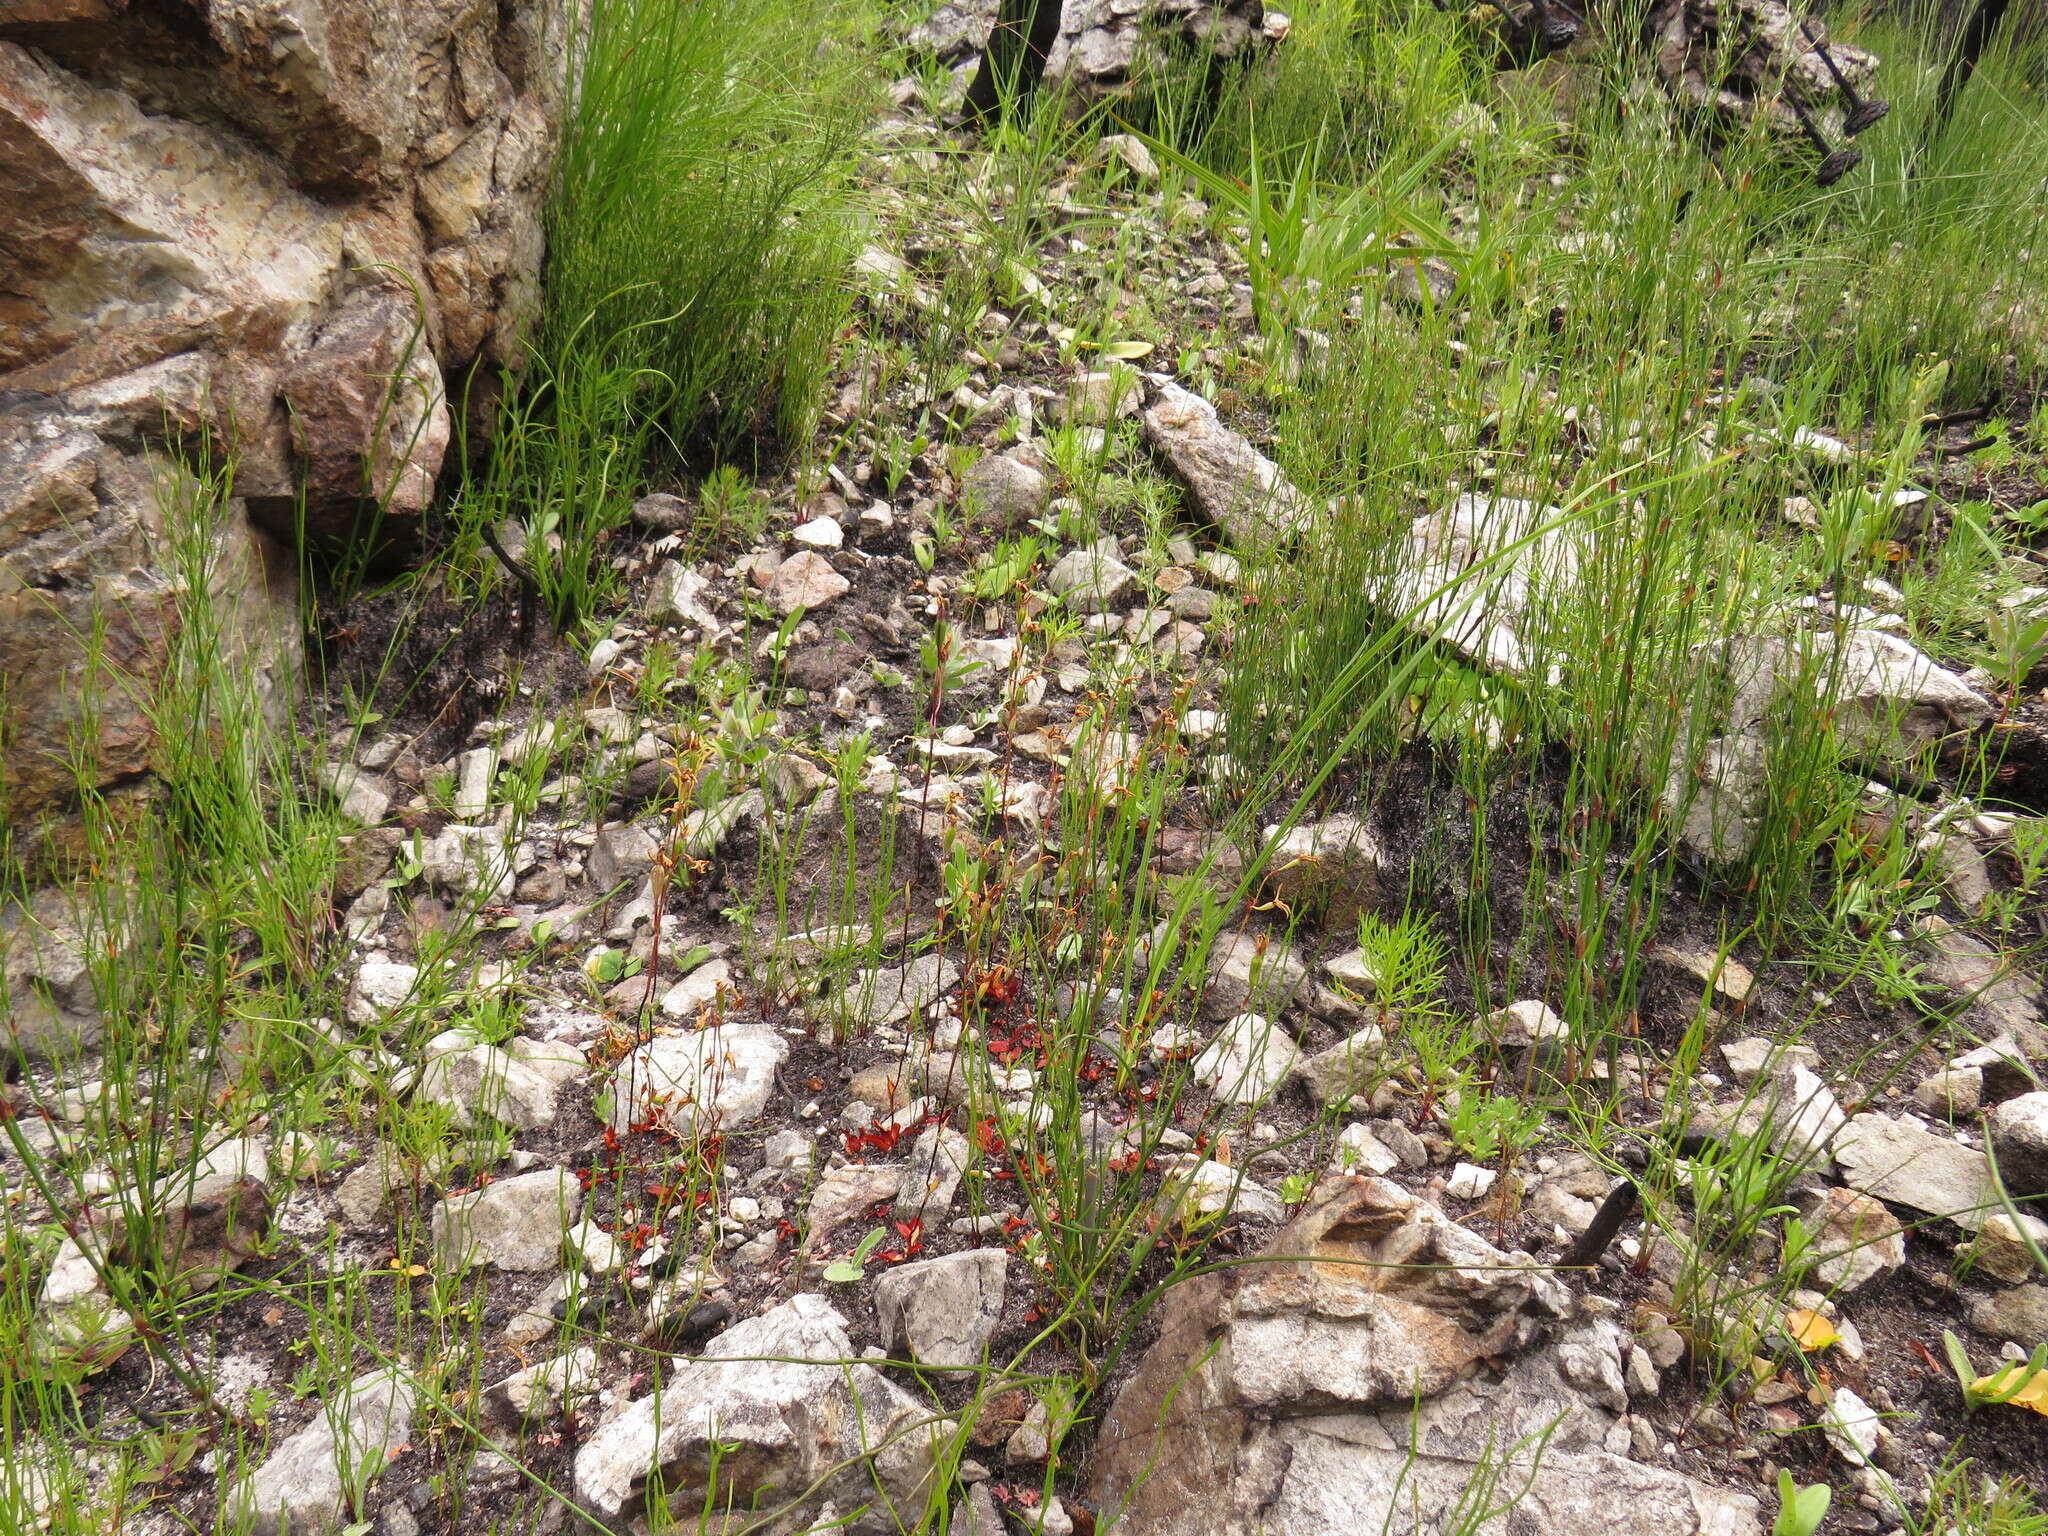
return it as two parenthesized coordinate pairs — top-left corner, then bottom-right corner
(1089, 1176), (1761, 1536)
(1, 0), (566, 841)
(906, 0), (1283, 108)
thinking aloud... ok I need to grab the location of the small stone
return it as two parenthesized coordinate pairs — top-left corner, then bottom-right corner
(589, 821), (662, 889)
(1155, 1157), (1284, 1225)
(1822, 1388), (1884, 1466)
(345, 962), (419, 1026)
(1793, 1187), (1905, 1293)
(792, 515), (844, 550)
(1966, 1282), (2048, 1344)
(1625, 1346), (1660, 1399)
(483, 1345), (601, 1425)
(431, 1169), (583, 1273)
(767, 551), (850, 614)
(234, 1370), (414, 1536)
(1651, 943), (1755, 1004)
(1949, 1035), (2039, 1102)
(1192, 1013), (1299, 1106)
(872, 1248), (1008, 1368)
(1046, 549), (1135, 612)
(1331, 1123), (1401, 1177)
(1445, 1163), (1498, 1201)
(565, 1218), (627, 1276)
(1913, 1065), (1984, 1120)
(1324, 949), (1381, 996)
(658, 957), (732, 1020)
(1063, 368), (1139, 426)
(1720, 1036), (1821, 1086)
(319, 761), (392, 825)
(1527, 1181), (1598, 1237)
(962, 453), (1049, 526)
(454, 746), (496, 820)
(610, 1022), (787, 1137)
(760, 752), (828, 810)
(633, 493), (693, 532)
(896, 1124), (973, 1223)
(807, 1163), (907, 1242)
(1489, 999), (1569, 1047)
(1964, 1211), (2048, 1285)
(1988, 1092), (2048, 1198)
(1100, 133), (1158, 178)
(644, 560), (721, 629)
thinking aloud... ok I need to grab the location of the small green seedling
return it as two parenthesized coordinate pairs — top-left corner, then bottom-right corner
(1943, 1329), (2048, 1412)
(1772, 1471), (1831, 1536)
(823, 1227), (887, 1284)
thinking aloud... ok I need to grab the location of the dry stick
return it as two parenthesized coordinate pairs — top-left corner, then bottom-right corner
(1559, 1178), (1641, 1269)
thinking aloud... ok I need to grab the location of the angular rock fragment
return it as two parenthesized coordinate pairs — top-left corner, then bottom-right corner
(1834, 1113), (2002, 1232)
(1091, 1178), (1759, 1536)
(432, 1168), (582, 1273)
(1790, 1187), (1905, 1293)
(962, 451), (1049, 526)
(1193, 1013), (1299, 1106)
(1202, 930), (1311, 1021)
(874, 1248), (1008, 1369)
(236, 1370), (416, 1536)
(1989, 1091), (2048, 1199)
(1141, 379), (1314, 545)
(573, 1293), (949, 1526)
(828, 955), (961, 1031)
(1260, 814), (1385, 927)
(414, 1030), (573, 1132)
(609, 1022), (789, 1138)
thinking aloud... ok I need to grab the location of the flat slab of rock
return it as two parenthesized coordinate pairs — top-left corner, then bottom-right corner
(608, 1022), (789, 1137)
(767, 550), (850, 613)
(236, 1370), (415, 1536)
(873, 1248), (1008, 1369)
(572, 1293), (948, 1525)
(1141, 378), (1314, 545)
(414, 1030), (572, 1131)
(1202, 930), (1311, 1021)
(828, 955), (961, 1030)
(1834, 1113), (2001, 1232)
(1193, 1013), (1299, 1105)
(432, 1168), (582, 1272)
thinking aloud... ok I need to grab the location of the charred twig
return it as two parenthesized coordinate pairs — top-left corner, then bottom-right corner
(1779, 83), (1862, 185)
(478, 519), (539, 648)
(1797, 18), (1888, 137)
(1559, 1178), (1640, 1269)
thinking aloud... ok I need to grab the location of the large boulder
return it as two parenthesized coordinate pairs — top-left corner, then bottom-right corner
(1, 0), (566, 842)
(1089, 1176), (1761, 1536)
